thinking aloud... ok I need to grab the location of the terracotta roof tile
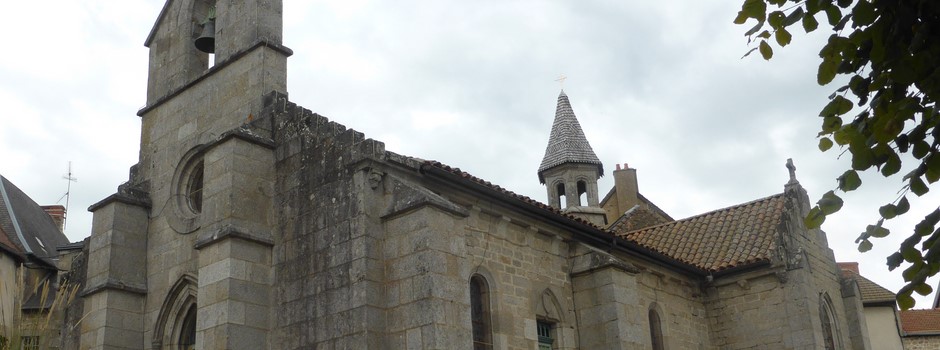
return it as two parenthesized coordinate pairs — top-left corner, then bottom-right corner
(613, 193), (787, 273)
(900, 309), (940, 335)
(840, 268), (896, 305)
(421, 161), (605, 229)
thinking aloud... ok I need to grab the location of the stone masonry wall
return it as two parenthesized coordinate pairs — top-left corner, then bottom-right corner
(902, 335), (940, 350)
(264, 94), (387, 349)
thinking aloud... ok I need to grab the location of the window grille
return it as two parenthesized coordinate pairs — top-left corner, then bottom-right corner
(537, 321), (554, 350)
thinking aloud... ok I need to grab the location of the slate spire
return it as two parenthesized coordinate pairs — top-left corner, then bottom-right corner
(537, 90), (603, 183)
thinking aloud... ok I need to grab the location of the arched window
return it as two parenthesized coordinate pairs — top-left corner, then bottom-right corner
(649, 308), (664, 350)
(819, 294), (841, 350)
(186, 160), (204, 213)
(153, 275), (198, 349)
(470, 275), (492, 350)
(576, 180), (587, 206)
(556, 183), (566, 208)
(178, 304), (197, 350)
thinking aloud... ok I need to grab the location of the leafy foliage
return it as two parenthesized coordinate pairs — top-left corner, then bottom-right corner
(736, 0), (940, 309)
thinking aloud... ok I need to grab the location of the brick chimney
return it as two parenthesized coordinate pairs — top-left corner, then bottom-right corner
(41, 205), (66, 232)
(613, 163), (640, 214)
(837, 262), (859, 274)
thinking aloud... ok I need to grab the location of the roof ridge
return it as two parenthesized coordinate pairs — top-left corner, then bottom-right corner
(624, 192), (786, 235)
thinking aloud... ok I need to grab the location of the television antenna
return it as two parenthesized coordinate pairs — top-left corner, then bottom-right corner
(57, 161), (78, 231)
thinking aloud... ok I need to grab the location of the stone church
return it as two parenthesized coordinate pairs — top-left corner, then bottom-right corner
(69, 0), (876, 349)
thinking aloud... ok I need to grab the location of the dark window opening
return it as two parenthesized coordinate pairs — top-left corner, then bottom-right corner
(649, 309), (664, 350)
(470, 275), (492, 350)
(556, 183), (566, 208)
(179, 304), (197, 350)
(537, 320), (555, 350)
(187, 161), (204, 213)
(577, 181), (587, 206)
(821, 303), (836, 350)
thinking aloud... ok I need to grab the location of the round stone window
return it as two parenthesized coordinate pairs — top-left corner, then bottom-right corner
(186, 160), (204, 213)
(168, 147), (207, 234)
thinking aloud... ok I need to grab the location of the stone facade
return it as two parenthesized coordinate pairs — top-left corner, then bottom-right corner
(902, 336), (940, 350)
(73, 1), (881, 349)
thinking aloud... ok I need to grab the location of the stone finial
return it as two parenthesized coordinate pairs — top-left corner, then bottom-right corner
(786, 158), (798, 185)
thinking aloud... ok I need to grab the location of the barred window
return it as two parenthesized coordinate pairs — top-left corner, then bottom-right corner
(537, 320), (555, 350)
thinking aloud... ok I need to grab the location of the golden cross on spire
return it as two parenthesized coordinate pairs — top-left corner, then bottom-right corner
(555, 74), (567, 89)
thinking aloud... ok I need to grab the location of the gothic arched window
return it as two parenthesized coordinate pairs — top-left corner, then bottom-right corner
(470, 275), (492, 350)
(819, 294), (840, 350)
(649, 308), (664, 350)
(179, 304), (197, 350)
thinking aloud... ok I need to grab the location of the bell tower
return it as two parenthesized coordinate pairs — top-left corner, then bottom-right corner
(80, 1), (290, 349)
(538, 90), (607, 226)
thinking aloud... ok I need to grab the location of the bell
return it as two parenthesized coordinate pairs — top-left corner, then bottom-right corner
(194, 20), (215, 54)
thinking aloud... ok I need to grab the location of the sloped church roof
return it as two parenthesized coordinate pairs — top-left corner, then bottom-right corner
(537, 90), (603, 183)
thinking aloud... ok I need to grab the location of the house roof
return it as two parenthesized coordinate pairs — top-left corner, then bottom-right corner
(537, 90), (603, 183)
(838, 265), (896, 305)
(614, 193), (787, 273)
(0, 175), (71, 267)
(900, 309), (940, 335)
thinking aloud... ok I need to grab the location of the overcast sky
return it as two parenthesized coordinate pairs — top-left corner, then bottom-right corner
(1, 1), (937, 308)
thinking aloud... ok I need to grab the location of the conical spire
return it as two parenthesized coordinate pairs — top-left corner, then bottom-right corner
(537, 90), (603, 183)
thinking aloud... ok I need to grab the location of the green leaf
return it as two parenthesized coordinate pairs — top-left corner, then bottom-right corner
(818, 56), (838, 85)
(805, 206), (826, 229)
(903, 246), (923, 263)
(818, 137), (834, 151)
(825, 6), (841, 26)
(852, 0), (876, 26)
(858, 239), (873, 252)
(903, 263), (922, 281)
(784, 7), (804, 26)
(882, 153), (901, 176)
(775, 28), (792, 46)
(880, 204), (898, 219)
(745, 20), (765, 37)
(927, 155), (940, 183)
(911, 177), (930, 196)
(897, 197), (911, 215)
(759, 40), (773, 60)
(867, 224), (889, 238)
(898, 293), (915, 310)
(851, 146), (874, 170)
(915, 283), (934, 296)
(818, 191), (844, 214)
(768, 11), (786, 29)
(742, 0), (768, 21)
(887, 252), (903, 270)
(913, 141), (930, 159)
(802, 13), (819, 32)
(820, 95), (853, 116)
(838, 170), (862, 191)
(734, 11), (749, 24)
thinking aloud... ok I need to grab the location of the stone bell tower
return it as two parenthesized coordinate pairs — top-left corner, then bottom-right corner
(538, 90), (607, 226)
(80, 0), (290, 349)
